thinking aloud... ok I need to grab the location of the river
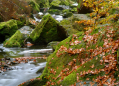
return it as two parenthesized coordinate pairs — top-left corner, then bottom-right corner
(0, 3), (79, 86)
(0, 44), (53, 86)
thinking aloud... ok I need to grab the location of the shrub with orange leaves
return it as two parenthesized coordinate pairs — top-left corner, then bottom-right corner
(0, 0), (33, 21)
(18, 0), (119, 86)
(76, 0), (119, 30)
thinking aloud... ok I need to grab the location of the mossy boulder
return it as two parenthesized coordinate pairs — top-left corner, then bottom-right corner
(35, 0), (49, 8)
(0, 19), (19, 43)
(50, 0), (61, 7)
(39, 32), (86, 85)
(21, 76), (48, 86)
(28, 0), (40, 13)
(48, 41), (60, 51)
(3, 30), (25, 47)
(29, 14), (67, 44)
(59, 0), (73, 6)
(48, 9), (61, 15)
(50, 0), (72, 6)
(60, 19), (78, 36)
(70, 6), (77, 13)
(63, 12), (73, 18)
(36, 24), (119, 85)
(59, 15), (84, 36)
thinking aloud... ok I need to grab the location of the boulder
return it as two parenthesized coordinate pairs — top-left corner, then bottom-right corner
(29, 14), (67, 44)
(48, 9), (61, 15)
(63, 12), (73, 18)
(38, 24), (119, 85)
(60, 15), (86, 36)
(0, 19), (19, 43)
(3, 30), (25, 47)
(28, 0), (40, 13)
(48, 41), (60, 51)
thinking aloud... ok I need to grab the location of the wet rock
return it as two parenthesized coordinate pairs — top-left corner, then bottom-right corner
(29, 14), (67, 44)
(3, 26), (33, 47)
(60, 15), (84, 36)
(48, 41), (60, 51)
(28, 0), (40, 13)
(36, 67), (45, 74)
(21, 79), (47, 86)
(3, 30), (25, 47)
(48, 9), (61, 15)
(63, 12), (73, 18)
(35, 13), (43, 19)
(19, 26), (33, 36)
(0, 19), (18, 43)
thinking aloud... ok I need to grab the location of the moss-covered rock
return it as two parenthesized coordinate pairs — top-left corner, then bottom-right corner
(36, 24), (119, 85)
(28, 0), (40, 13)
(39, 32), (86, 85)
(48, 41), (60, 51)
(48, 9), (61, 15)
(59, 15), (85, 36)
(60, 20), (78, 36)
(3, 30), (25, 47)
(70, 6), (77, 13)
(50, 0), (61, 7)
(35, 0), (50, 8)
(59, 0), (73, 6)
(29, 14), (67, 44)
(0, 19), (19, 43)
(50, 0), (73, 6)
(63, 12), (73, 18)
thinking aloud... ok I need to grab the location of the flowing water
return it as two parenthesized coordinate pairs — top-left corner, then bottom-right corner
(0, 44), (53, 86)
(0, 3), (83, 86)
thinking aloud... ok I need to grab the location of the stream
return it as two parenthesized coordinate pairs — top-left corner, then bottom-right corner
(0, 3), (82, 86)
(0, 44), (53, 86)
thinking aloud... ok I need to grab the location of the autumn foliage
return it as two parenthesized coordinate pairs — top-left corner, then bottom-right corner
(0, 0), (32, 21)
(14, 0), (119, 86)
(40, 0), (119, 86)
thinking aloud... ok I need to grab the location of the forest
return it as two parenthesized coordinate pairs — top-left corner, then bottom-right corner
(0, 0), (119, 86)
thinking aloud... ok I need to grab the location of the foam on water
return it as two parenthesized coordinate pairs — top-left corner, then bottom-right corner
(0, 62), (46, 86)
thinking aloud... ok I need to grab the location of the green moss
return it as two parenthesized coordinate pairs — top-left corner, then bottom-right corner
(62, 9), (70, 13)
(59, 0), (71, 6)
(62, 72), (77, 85)
(48, 9), (61, 14)
(0, 19), (18, 30)
(0, 19), (18, 42)
(61, 55), (105, 85)
(50, 0), (61, 6)
(38, 29), (110, 85)
(77, 0), (83, 8)
(16, 20), (25, 28)
(30, 14), (67, 44)
(22, 77), (48, 86)
(48, 41), (60, 51)
(109, 8), (117, 14)
(28, 0), (40, 12)
(63, 12), (73, 18)
(70, 7), (77, 13)
(39, 32), (84, 84)
(60, 16), (83, 36)
(50, 0), (73, 7)
(3, 30), (25, 47)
